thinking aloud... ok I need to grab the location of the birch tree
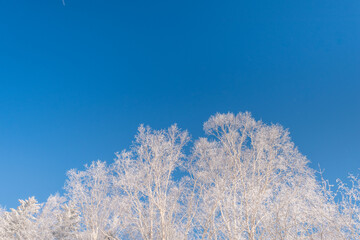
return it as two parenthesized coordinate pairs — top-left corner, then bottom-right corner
(337, 173), (360, 239)
(112, 124), (191, 240)
(65, 160), (125, 240)
(190, 112), (340, 239)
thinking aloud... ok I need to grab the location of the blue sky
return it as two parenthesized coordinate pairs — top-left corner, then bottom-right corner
(0, 0), (359, 208)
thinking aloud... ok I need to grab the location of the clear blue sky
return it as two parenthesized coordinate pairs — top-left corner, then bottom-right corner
(0, 0), (359, 208)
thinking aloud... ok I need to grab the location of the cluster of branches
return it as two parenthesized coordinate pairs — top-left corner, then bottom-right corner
(1, 112), (359, 240)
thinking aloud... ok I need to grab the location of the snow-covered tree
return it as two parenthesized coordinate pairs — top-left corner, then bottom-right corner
(65, 160), (123, 240)
(0, 197), (41, 240)
(337, 173), (360, 239)
(37, 194), (80, 240)
(0, 195), (81, 240)
(190, 112), (341, 239)
(112, 124), (192, 240)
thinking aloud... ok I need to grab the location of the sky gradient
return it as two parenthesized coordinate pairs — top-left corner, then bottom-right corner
(0, 0), (359, 208)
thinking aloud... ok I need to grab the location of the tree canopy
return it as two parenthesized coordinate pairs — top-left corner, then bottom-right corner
(1, 112), (359, 239)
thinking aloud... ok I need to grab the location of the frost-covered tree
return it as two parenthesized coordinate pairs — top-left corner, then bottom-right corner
(337, 173), (360, 239)
(0, 197), (41, 240)
(38, 194), (80, 240)
(190, 112), (341, 239)
(112, 124), (192, 240)
(0, 195), (80, 240)
(65, 160), (123, 240)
